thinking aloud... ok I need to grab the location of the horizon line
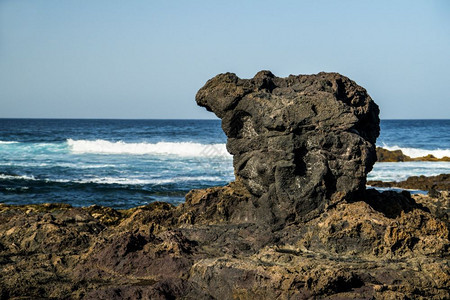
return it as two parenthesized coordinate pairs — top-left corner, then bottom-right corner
(0, 117), (449, 121)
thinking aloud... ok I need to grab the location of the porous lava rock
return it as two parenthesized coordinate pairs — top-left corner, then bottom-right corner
(368, 173), (450, 192)
(0, 191), (448, 299)
(196, 71), (380, 223)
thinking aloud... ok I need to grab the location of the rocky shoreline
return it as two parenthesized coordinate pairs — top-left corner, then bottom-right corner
(0, 184), (448, 299)
(368, 173), (450, 192)
(376, 147), (450, 162)
(0, 71), (449, 299)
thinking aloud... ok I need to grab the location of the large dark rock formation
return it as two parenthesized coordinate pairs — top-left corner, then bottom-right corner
(196, 71), (380, 223)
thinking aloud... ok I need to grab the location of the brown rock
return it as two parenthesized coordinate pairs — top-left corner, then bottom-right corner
(376, 147), (450, 162)
(413, 191), (450, 224)
(1, 188), (449, 299)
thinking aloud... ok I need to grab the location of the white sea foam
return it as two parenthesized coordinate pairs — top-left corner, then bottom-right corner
(0, 141), (19, 144)
(67, 139), (231, 157)
(368, 161), (450, 182)
(55, 163), (116, 169)
(0, 174), (228, 186)
(0, 162), (115, 169)
(73, 175), (227, 185)
(0, 174), (230, 185)
(366, 186), (428, 195)
(380, 144), (450, 159)
(0, 174), (36, 181)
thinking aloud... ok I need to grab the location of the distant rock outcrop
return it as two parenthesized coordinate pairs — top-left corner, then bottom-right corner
(368, 173), (450, 191)
(376, 147), (450, 162)
(196, 71), (380, 223)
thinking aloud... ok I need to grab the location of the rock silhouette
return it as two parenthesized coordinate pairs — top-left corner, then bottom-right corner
(197, 71), (380, 223)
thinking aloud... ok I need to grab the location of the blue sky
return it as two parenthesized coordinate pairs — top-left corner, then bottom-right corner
(0, 0), (449, 119)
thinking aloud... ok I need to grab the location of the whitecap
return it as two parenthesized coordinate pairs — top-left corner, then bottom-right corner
(380, 143), (450, 159)
(72, 175), (228, 185)
(0, 141), (19, 144)
(368, 161), (450, 182)
(66, 139), (231, 158)
(0, 173), (230, 186)
(0, 174), (36, 181)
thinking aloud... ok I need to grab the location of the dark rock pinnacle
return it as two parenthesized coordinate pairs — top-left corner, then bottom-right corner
(196, 70), (380, 223)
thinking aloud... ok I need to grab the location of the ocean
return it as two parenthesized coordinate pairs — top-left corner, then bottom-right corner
(0, 119), (449, 208)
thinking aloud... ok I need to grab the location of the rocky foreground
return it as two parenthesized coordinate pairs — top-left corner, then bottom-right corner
(0, 187), (448, 299)
(1, 71), (449, 299)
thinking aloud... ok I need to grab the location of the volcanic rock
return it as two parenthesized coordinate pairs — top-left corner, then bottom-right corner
(0, 190), (448, 299)
(196, 71), (380, 223)
(413, 190), (450, 224)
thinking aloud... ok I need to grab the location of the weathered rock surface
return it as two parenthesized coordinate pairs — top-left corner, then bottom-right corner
(377, 147), (450, 162)
(0, 189), (448, 299)
(0, 71), (449, 299)
(196, 71), (380, 223)
(412, 191), (450, 224)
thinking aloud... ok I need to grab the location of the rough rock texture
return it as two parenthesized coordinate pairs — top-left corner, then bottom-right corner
(377, 147), (450, 162)
(0, 190), (448, 299)
(0, 71), (449, 299)
(412, 191), (450, 224)
(368, 173), (450, 191)
(196, 71), (380, 223)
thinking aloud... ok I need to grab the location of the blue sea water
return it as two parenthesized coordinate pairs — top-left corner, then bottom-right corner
(0, 119), (449, 208)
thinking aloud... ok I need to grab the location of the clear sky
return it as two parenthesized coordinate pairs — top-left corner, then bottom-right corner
(0, 0), (449, 119)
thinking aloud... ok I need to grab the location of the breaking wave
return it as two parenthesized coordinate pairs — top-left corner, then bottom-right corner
(67, 139), (230, 157)
(0, 173), (228, 186)
(380, 144), (450, 159)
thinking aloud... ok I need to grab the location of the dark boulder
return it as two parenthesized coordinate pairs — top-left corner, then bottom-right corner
(196, 71), (380, 223)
